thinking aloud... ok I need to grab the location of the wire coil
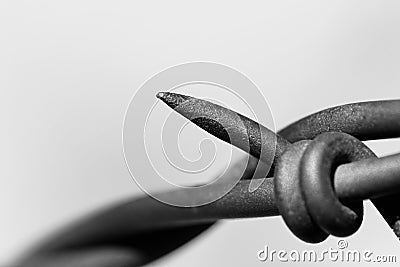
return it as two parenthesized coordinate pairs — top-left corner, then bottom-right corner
(274, 132), (377, 243)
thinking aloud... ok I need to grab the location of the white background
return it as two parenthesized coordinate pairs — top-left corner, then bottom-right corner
(1, 1), (400, 266)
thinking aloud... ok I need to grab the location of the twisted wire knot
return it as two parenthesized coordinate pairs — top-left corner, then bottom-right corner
(274, 132), (377, 243)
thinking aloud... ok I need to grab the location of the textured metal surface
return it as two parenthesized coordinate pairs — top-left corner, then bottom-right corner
(157, 92), (290, 175)
(274, 140), (328, 243)
(157, 92), (400, 238)
(299, 132), (373, 237)
(279, 100), (400, 142)
(18, 94), (400, 266)
(277, 99), (400, 239)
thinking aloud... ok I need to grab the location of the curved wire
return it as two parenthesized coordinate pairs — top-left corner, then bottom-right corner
(279, 100), (400, 142)
(18, 100), (400, 267)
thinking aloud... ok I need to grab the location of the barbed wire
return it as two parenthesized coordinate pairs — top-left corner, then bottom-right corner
(18, 94), (400, 267)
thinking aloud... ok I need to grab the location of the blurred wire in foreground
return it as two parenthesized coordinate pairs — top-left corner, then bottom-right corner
(18, 94), (400, 267)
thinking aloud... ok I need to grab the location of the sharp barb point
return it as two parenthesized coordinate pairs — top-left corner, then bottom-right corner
(156, 92), (165, 99)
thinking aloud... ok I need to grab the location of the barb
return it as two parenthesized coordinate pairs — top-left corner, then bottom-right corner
(156, 92), (289, 172)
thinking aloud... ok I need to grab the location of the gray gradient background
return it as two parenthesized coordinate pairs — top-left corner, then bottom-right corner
(1, 1), (400, 266)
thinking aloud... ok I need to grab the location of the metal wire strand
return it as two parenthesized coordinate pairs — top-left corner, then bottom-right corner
(278, 99), (400, 142)
(17, 95), (400, 267)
